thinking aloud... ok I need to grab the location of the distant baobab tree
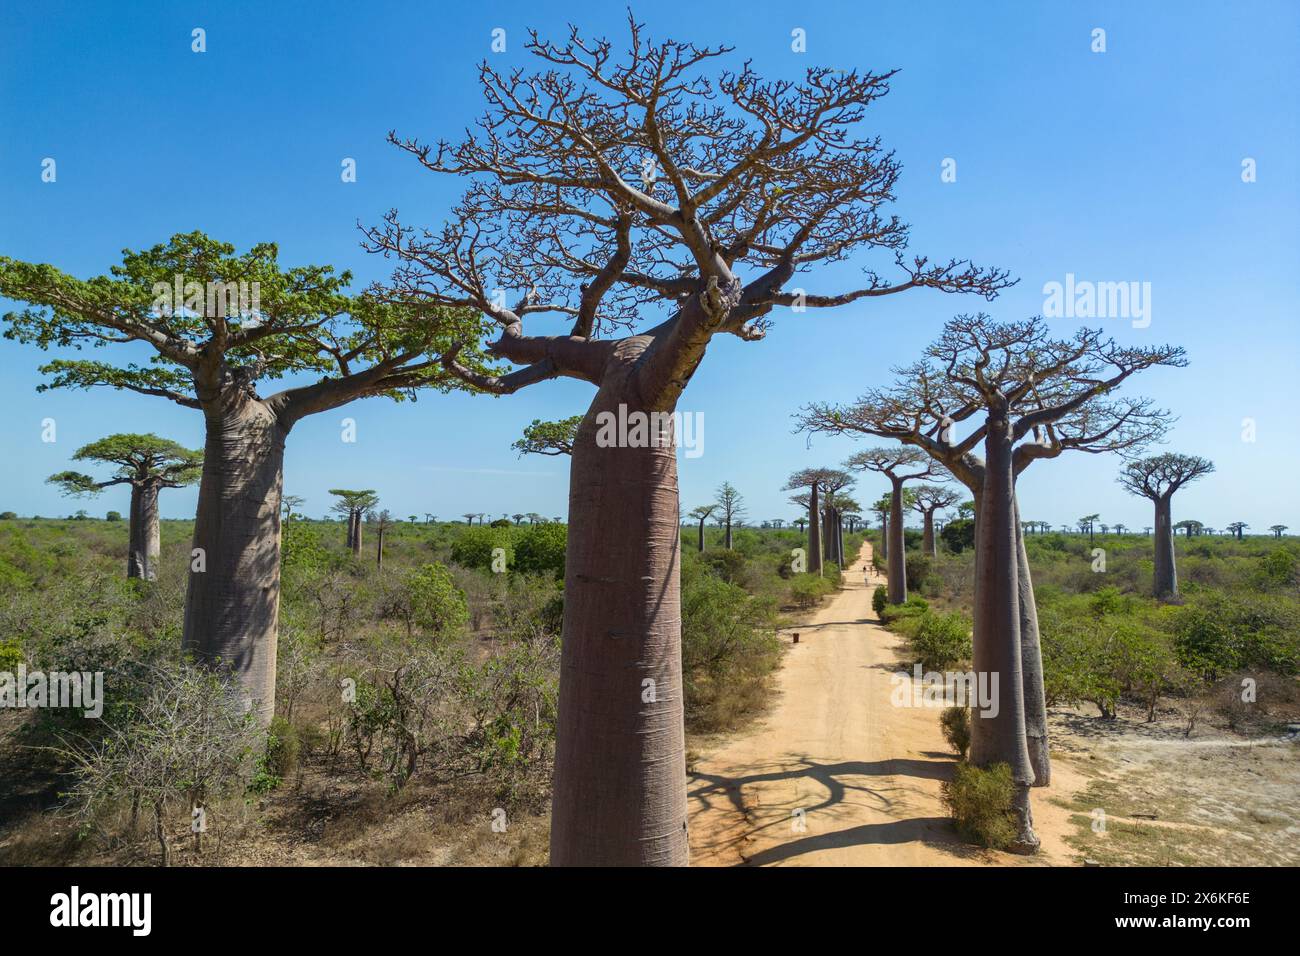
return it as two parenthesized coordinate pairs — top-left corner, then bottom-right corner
(1174, 519), (1203, 538)
(367, 17), (1013, 867)
(770, 518), (784, 529)
(1113, 523), (1126, 535)
(846, 448), (936, 603)
(331, 489), (379, 555)
(512, 513), (526, 525)
(715, 482), (746, 550)
(786, 470), (837, 578)
(1271, 524), (1289, 538)
(688, 504), (717, 552)
(0, 233), (485, 725)
(1227, 521), (1248, 540)
(282, 495), (306, 521)
(794, 517), (807, 533)
(513, 416), (581, 457)
(911, 484), (962, 558)
(48, 433), (201, 580)
(870, 496), (891, 559)
(462, 513), (476, 526)
(1078, 514), (1100, 545)
(373, 509), (393, 568)
(425, 513), (436, 524)
(1118, 453), (1214, 599)
(799, 314), (1182, 851)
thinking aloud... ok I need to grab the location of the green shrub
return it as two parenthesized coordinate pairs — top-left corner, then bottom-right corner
(512, 522), (567, 578)
(879, 596), (929, 624)
(405, 562), (469, 636)
(789, 572), (834, 607)
(105, 511), (122, 522)
(905, 553), (932, 591)
(942, 761), (1016, 849)
(263, 716), (300, 780)
(872, 585), (888, 617)
(681, 562), (782, 732)
(909, 611), (972, 670)
(450, 525), (513, 571)
(940, 706), (970, 758)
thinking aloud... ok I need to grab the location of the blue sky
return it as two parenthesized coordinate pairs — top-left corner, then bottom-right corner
(1, 1), (1296, 531)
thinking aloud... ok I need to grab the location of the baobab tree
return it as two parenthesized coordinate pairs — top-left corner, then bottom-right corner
(870, 495), (891, 559)
(281, 495), (306, 521)
(1175, 519), (1203, 538)
(373, 509), (393, 568)
(1113, 523), (1126, 535)
(911, 483), (962, 558)
(331, 489), (379, 555)
(1227, 521), (1248, 540)
(715, 482), (746, 550)
(687, 504), (716, 552)
(48, 433), (201, 580)
(1079, 514), (1100, 545)
(1271, 524), (1289, 538)
(513, 415), (581, 456)
(1117, 453), (1214, 599)
(0, 234), (482, 725)
(786, 468), (852, 577)
(800, 314), (1182, 850)
(846, 448), (936, 603)
(823, 491), (861, 568)
(364, 18), (1012, 867)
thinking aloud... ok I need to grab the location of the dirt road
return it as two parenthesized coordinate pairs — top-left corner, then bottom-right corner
(687, 542), (1073, 866)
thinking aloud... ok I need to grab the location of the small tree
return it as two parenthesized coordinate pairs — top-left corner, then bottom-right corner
(912, 484), (961, 557)
(688, 505), (717, 553)
(1227, 521), (1248, 540)
(281, 495), (306, 521)
(1270, 524), (1288, 538)
(714, 482), (746, 550)
(513, 416), (581, 457)
(330, 489), (379, 555)
(48, 433), (201, 580)
(1118, 453), (1214, 598)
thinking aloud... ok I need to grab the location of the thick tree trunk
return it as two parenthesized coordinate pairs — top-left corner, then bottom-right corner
(887, 478), (907, 604)
(808, 484), (823, 576)
(126, 482), (150, 579)
(1153, 494), (1177, 598)
(345, 510), (356, 551)
(376, 527), (385, 568)
(879, 515), (888, 560)
(724, 517), (732, 550)
(1013, 496), (1050, 787)
(351, 511), (363, 556)
(183, 398), (287, 727)
(836, 510), (845, 568)
(696, 517), (706, 552)
(550, 373), (687, 867)
(922, 508), (936, 558)
(969, 415), (1037, 851)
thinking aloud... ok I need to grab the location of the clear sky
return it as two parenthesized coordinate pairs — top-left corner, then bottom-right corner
(1, 1), (1296, 532)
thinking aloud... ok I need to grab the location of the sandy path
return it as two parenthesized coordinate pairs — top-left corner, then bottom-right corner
(687, 542), (1074, 866)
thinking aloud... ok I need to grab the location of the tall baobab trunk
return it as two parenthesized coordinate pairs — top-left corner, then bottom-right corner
(887, 478), (907, 604)
(879, 514), (888, 560)
(922, 508), (937, 558)
(345, 510), (357, 551)
(822, 508), (833, 562)
(1153, 494), (1177, 598)
(551, 368), (687, 867)
(182, 398), (286, 727)
(836, 510), (845, 568)
(376, 525), (385, 569)
(724, 516), (733, 550)
(127, 481), (161, 580)
(696, 515), (707, 552)
(351, 511), (363, 556)
(1013, 497), (1050, 787)
(969, 413), (1037, 851)
(808, 483), (823, 576)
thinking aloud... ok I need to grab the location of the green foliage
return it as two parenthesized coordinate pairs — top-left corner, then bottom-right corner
(450, 525), (513, 571)
(942, 762), (1017, 850)
(512, 416), (580, 457)
(940, 518), (975, 553)
(790, 572), (835, 607)
(405, 562), (469, 636)
(105, 511), (122, 522)
(940, 706), (971, 758)
(0, 512), (16, 520)
(872, 585), (888, 617)
(512, 522), (567, 578)
(681, 560), (782, 732)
